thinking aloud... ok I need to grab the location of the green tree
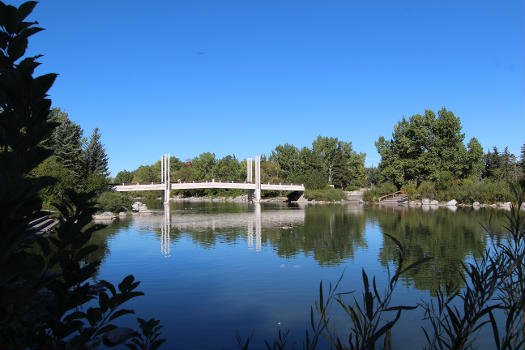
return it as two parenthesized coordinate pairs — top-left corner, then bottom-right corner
(483, 146), (520, 182)
(51, 109), (84, 177)
(432, 108), (468, 179)
(82, 127), (108, 176)
(270, 143), (299, 182)
(192, 152), (216, 180)
(376, 108), (473, 186)
(175, 163), (198, 182)
(213, 155), (242, 180)
(365, 166), (378, 187)
(97, 191), (133, 212)
(291, 147), (326, 189)
(520, 143), (525, 170)
(313, 137), (365, 189)
(466, 137), (484, 180)
(484, 146), (500, 179)
(169, 156), (184, 173)
(32, 109), (92, 203)
(115, 170), (135, 183)
(312, 136), (339, 184)
(260, 156), (281, 183)
(132, 165), (157, 182)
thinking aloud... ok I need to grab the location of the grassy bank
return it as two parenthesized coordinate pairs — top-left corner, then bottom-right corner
(304, 187), (347, 201)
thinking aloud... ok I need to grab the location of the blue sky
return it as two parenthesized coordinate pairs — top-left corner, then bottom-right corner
(19, 0), (525, 175)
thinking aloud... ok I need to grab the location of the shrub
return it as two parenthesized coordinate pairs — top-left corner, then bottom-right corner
(418, 181), (436, 199)
(377, 182), (397, 195)
(292, 169), (327, 190)
(304, 187), (347, 201)
(434, 170), (455, 191)
(98, 191), (133, 212)
(401, 181), (418, 200)
(363, 182), (397, 202)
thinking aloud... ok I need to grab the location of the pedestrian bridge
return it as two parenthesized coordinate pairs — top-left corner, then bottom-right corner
(112, 154), (305, 203)
(113, 181), (304, 192)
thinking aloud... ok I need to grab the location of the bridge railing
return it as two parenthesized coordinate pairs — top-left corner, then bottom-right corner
(110, 182), (163, 186)
(112, 180), (304, 187)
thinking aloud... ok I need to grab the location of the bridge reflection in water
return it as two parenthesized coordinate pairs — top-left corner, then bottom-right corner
(131, 204), (306, 257)
(161, 205), (171, 257)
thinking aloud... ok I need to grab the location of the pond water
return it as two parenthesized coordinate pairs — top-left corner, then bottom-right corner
(91, 202), (509, 349)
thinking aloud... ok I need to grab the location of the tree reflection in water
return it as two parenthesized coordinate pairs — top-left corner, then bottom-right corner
(373, 206), (507, 293)
(91, 202), (508, 295)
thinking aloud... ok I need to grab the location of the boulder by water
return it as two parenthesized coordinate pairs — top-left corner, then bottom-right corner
(430, 200), (439, 206)
(446, 199), (457, 206)
(422, 198), (431, 205)
(132, 201), (150, 213)
(473, 202), (480, 207)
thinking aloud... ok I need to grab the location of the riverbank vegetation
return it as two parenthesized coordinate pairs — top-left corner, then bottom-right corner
(304, 187), (348, 201)
(0, 2), (163, 347)
(365, 109), (525, 203)
(115, 136), (367, 200)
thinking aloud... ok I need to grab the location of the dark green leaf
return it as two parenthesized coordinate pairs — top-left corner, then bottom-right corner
(17, 1), (37, 21)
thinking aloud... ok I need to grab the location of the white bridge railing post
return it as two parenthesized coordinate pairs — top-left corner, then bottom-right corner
(255, 156), (261, 203)
(161, 153), (170, 205)
(247, 157), (254, 202)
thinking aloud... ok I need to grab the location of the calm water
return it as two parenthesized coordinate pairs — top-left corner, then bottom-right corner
(91, 202), (509, 349)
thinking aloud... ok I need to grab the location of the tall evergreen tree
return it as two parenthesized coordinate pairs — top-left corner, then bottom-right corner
(82, 127), (108, 176)
(520, 143), (525, 170)
(483, 146), (500, 179)
(52, 110), (83, 175)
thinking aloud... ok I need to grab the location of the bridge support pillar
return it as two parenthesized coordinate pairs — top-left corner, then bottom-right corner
(247, 157), (254, 202)
(247, 158), (252, 183)
(162, 154), (170, 205)
(254, 156), (261, 202)
(255, 203), (261, 251)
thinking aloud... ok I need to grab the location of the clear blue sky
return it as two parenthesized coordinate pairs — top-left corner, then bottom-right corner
(19, 0), (525, 175)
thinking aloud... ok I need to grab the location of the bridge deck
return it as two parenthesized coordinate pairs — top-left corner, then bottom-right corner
(112, 181), (305, 192)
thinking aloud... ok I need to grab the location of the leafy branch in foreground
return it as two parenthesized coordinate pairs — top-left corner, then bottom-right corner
(0, 2), (164, 348)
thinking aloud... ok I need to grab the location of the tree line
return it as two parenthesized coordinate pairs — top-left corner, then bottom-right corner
(115, 136), (367, 194)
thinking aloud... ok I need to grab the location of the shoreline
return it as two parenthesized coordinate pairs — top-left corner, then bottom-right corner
(93, 196), (524, 222)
